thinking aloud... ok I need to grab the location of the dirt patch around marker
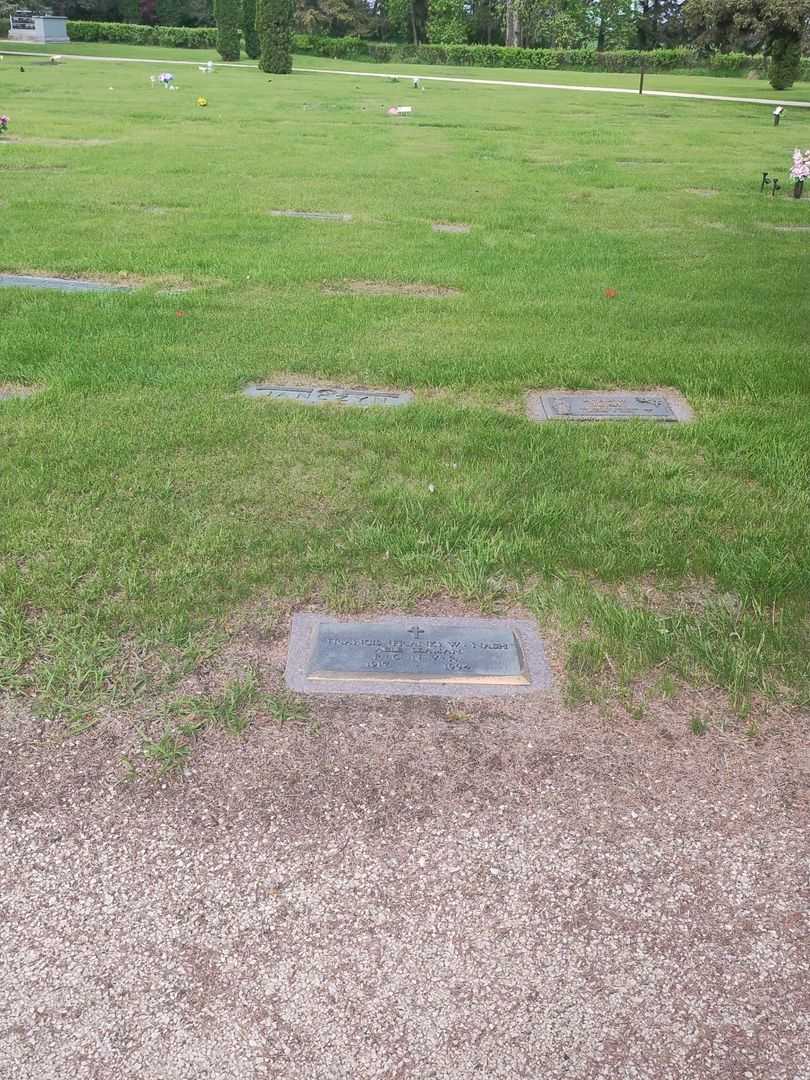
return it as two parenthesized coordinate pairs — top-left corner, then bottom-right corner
(684, 187), (719, 197)
(0, 382), (41, 400)
(323, 280), (462, 299)
(432, 221), (471, 234)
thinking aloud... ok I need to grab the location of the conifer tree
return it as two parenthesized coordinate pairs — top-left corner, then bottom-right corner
(215, 0), (241, 61)
(257, 0), (294, 73)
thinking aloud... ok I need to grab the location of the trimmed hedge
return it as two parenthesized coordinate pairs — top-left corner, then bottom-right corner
(294, 35), (810, 79)
(1, 17), (10, 37)
(42, 24), (810, 79)
(66, 21), (218, 47)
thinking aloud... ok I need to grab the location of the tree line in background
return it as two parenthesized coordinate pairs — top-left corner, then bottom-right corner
(38, 0), (808, 53)
(6, 0), (808, 86)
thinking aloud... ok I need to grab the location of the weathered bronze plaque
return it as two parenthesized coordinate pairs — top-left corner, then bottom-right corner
(527, 390), (692, 423)
(0, 274), (132, 293)
(312, 621), (526, 684)
(285, 615), (552, 697)
(245, 384), (413, 408)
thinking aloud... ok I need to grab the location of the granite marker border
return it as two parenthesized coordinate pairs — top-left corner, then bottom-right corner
(285, 613), (553, 698)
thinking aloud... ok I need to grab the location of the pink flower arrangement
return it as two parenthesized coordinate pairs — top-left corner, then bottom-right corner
(158, 72), (174, 86)
(789, 148), (810, 183)
(0, 115), (9, 135)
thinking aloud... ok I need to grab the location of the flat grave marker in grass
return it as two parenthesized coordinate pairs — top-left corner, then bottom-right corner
(244, 384), (414, 408)
(285, 614), (552, 698)
(432, 221), (471, 234)
(0, 274), (133, 293)
(527, 389), (693, 423)
(322, 280), (462, 299)
(270, 210), (353, 222)
(0, 383), (38, 400)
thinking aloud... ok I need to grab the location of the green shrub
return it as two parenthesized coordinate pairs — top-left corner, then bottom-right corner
(768, 33), (802, 90)
(0, 16), (10, 37)
(367, 42), (396, 62)
(214, 0), (241, 59)
(66, 20), (218, 47)
(242, 0), (259, 59)
(291, 36), (757, 75)
(257, 0), (293, 73)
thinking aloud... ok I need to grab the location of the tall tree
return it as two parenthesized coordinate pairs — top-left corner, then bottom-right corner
(215, 0), (241, 59)
(243, 0), (260, 57)
(685, 0), (809, 87)
(258, 0), (294, 72)
(427, 0), (468, 41)
(505, 0), (521, 44)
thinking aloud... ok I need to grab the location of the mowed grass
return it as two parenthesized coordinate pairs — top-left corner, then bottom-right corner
(1, 50), (809, 725)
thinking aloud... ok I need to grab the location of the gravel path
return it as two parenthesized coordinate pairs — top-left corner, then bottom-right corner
(2, 685), (808, 1080)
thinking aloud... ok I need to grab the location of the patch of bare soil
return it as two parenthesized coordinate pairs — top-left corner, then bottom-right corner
(588, 573), (741, 618)
(684, 187), (719, 196)
(323, 280), (462, 299)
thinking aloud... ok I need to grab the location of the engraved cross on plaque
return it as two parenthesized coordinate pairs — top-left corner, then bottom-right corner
(407, 626), (425, 640)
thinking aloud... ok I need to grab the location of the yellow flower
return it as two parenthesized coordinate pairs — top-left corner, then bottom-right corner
(197, 97), (208, 107)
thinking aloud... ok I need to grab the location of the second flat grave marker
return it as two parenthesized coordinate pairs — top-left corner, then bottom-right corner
(527, 390), (693, 423)
(0, 274), (133, 293)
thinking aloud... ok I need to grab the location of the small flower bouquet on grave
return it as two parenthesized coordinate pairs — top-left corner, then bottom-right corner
(0, 115), (9, 137)
(158, 72), (174, 87)
(789, 148), (810, 197)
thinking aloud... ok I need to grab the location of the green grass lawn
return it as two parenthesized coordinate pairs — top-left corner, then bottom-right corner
(1, 48), (809, 726)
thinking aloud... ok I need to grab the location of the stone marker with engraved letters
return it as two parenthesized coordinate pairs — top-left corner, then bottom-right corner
(527, 390), (693, 423)
(285, 614), (552, 697)
(245, 384), (414, 408)
(0, 274), (131, 293)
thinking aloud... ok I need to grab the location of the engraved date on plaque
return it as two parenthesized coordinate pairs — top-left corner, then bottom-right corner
(308, 622), (528, 685)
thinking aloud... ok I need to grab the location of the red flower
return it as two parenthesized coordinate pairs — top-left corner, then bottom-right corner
(175, 310), (186, 317)
(604, 288), (619, 299)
